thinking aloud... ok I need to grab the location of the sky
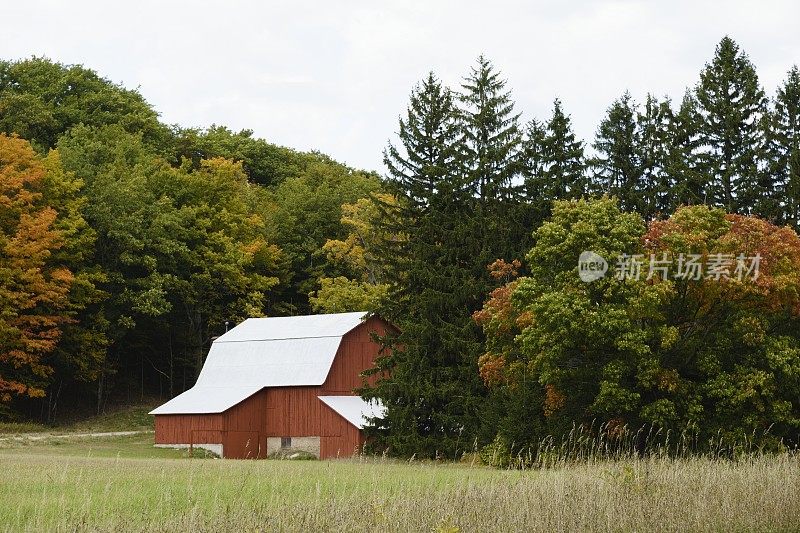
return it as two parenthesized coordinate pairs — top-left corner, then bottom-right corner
(2, 1), (799, 172)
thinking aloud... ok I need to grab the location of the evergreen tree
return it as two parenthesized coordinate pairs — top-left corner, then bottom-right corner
(695, 36), (768, 214)
(666, 91), (706, 208)
(363, 73), (487, 458)
(590, 92), (641, 212)
(382, 72), (463, 210)
(541, 99), (586, 199)
(458, 56), (529, 268)
(459, 55), (523, 202)
(520, 118), (550, 221)
(637, 94), (674, 218)
(766, 66), (800, 228)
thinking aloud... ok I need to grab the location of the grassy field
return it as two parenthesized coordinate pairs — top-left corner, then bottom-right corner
(0, 431), (799, 532)
(0, 404), (157, 435)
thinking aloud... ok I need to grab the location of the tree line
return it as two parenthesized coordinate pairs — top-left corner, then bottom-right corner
(361, 36), (800, 458)
(1, 36), (799, 458)
(0, 57), (381, 419)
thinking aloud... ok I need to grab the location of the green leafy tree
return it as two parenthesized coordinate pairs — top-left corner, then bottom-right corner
(311, 194), (398, 313)
(56, 125), (287, 407)
(171, 125), (329, 187)
(0, 57), (167, 152)
(266, 160), (381, 313)
(37, 149), (108, 419)
(476, 198), (800, 455)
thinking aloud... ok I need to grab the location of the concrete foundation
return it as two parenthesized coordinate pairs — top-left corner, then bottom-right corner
(154, 443), (223, 456)
(267, 436), (320, 457)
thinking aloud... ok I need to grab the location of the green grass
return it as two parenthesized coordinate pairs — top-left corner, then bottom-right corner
(0, 432), (799, 532)
(0, 433), (205, 459)
(0, 421), (48, 434)
(0, 404), (156, 435)
(65, 405), (155, 433)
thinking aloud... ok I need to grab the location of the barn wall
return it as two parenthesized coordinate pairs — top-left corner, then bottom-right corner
(154, 390), (268, 458)
(154, 413), (224, 444)
(320, 406), (365, 459)
(264, 386), (322, 436)
(225, 389), (267, 433)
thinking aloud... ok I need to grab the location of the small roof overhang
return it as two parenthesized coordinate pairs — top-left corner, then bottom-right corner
(318, 396), (385, 429)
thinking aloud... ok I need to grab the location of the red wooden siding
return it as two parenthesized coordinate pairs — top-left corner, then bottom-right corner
(153, 317), (394, 459)
(154, 414), (224, 444)
(319, 400), (365, 458)
(322, 316), (393, 394)
(264, 386), (321, 436)
(154, 390), (267, 445)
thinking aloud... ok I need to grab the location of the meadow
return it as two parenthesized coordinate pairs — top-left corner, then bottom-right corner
(1, 430), (799, 532)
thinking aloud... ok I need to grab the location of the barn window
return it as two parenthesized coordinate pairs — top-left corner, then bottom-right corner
(281, 437), (292, 449)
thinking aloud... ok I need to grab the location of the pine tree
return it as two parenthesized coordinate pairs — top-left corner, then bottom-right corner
(666, 91), (706, 208)
(458, 56), (529, 268)
(766, 66), (800, 228)
(383, 72), (463, 211)
(541, 99), (586, 199)
(695, 36), (767, 214)
(590, 92), (641, 212)
(637, 94), (674, 218)
(520, 118), (550, 221)
(364, 73), (487, 458)
(459, 55), (523, 202)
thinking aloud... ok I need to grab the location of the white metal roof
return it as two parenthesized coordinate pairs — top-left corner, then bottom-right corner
(150, 312), (368, 415)
(318, 396), (385, 429)
(150, 386), (263, 415)
(214, 311), (367, 342)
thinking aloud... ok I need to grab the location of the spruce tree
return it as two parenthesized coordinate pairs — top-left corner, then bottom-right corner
(383, 72), (463, 210)
(590, 92), (641, 212)
(666, 91), (706, 208)
(520, 118), (550, 221)
(695, 36), (767, 214)
(637, 94), (674, 218)
(459, 55), (523, 202)
(766, 66), (800, 228)
(458, 56), (529, 267)
(363, 73), (487, 458)
(541, 99), (586, 199)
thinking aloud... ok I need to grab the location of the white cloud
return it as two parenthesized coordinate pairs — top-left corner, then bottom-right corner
(2, 0), (798, 171)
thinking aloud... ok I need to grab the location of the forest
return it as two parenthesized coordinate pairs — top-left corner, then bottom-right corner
(1, 36), (799, 460)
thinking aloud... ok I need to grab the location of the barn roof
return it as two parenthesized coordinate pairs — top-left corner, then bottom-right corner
(318, 396), (385, 429)
(149, 311), (369, 415)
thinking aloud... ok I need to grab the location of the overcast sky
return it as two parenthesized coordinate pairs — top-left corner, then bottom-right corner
(3, 1), (799, 171)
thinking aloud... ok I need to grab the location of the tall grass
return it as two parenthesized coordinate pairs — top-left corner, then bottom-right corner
(1, 449), (799, 531)
(481, 421), (794, 469)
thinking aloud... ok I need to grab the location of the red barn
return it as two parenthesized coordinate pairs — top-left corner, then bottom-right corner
(150, 312), (392, 459)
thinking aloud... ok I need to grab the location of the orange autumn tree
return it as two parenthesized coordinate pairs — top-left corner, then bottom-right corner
(0, 135), (73, 405)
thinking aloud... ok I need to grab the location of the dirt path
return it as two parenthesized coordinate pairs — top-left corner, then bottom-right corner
(0, 430), (153, 442)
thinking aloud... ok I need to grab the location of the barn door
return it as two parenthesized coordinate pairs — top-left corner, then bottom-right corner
(223, 431), (262, 459)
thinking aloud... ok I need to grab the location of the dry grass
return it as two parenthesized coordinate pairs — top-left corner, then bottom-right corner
(1, 445), (798, 532)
